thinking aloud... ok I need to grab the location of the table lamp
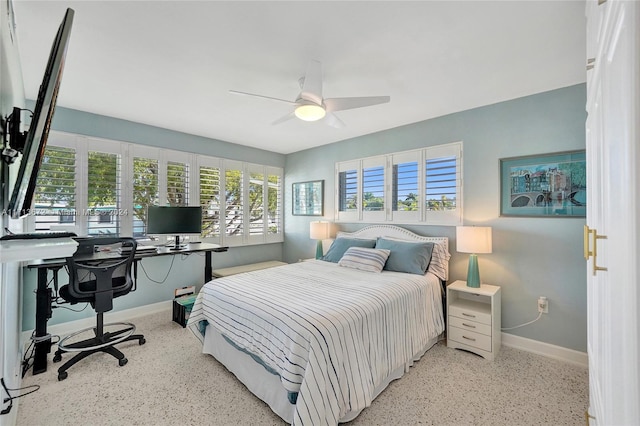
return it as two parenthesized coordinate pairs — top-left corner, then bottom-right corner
(310, 221), (330, 259)
(456, 226), (492, 288)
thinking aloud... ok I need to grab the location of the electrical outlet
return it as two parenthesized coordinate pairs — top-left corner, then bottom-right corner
(538, 296), (549, 314)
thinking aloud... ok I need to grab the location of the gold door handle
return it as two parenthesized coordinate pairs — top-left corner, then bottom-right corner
(586, 225), (608, 276)
(585, 410), (595, 425)
(584, 225), (594, 260)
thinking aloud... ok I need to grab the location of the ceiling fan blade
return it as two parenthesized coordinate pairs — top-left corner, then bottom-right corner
(229, 90), (297, 105)
(300, 60), (323, 105)
(324, 112), (345, 129)
(272, 112), (296, 126)
(324, 96), (390, 112)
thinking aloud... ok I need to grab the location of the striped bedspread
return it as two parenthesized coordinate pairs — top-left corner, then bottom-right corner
(187, 260), (444, 425)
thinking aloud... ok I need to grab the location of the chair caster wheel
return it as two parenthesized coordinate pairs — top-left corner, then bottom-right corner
(139, 338), (146, 345)
(58, 371), (68, 381)
(53, 354), (62, 363)
(119, 358), (128, 367)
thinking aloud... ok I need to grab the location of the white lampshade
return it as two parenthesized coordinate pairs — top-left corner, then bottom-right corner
(456, 226), (492, 254)
(310, 221), (330, 240)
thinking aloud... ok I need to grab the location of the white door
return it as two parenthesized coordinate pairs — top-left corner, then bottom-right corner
(585, 1), (639, 424)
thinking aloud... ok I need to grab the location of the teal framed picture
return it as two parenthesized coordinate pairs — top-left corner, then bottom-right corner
(500, 150), (586, 217)
(292, 180), (324, 216)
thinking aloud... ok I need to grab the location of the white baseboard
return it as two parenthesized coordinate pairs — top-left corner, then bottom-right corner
(19, 302), (587, 369)
(21, 300), (173, 348)
(502, 332), (588, 368)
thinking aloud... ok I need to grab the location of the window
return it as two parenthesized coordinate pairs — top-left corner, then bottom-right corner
(338, 169), (357, 213)
(87, 151), (120, 236)
(224, 163), (243, 239)
(267, 171), (282, 237)
(33, 145), (76, 231)
(166, 161), (188, 206)
(33, 131), (284, 246)
(335, 142), (462, 225)
(199, 164), (221, 238)
(248, 171), (264, 236)
(132, 157), (159, 237)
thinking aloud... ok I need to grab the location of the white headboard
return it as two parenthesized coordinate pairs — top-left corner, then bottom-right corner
(337, 225), (448, 247)
(336, 225), (450, 280)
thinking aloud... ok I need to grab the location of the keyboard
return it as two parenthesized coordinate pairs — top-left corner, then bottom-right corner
(0, 232), (78, 241)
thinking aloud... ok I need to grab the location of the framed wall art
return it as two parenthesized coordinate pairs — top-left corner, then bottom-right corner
(500, 150), (586, 217)
(292, 180), (324, 216)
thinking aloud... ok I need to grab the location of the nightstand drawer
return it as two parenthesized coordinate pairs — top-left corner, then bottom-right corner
(448, 316), (492, 336)
(448, 326), (492, 352)
(448, 304), (492, 326)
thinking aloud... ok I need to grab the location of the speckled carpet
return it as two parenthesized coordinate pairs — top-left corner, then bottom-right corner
(16, 309), (588, 426)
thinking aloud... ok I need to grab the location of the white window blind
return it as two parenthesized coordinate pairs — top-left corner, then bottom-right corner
(34, 145), (76, 231)
(167, 161), (188, 206)
(424, 143), (462, 224)
(199, 164), (221, 238)
(248, 171), (264, 236)
(390, 150), (421, 222)
(86, 151), (120, 236)
(36, 131), (284, 245)
(132, 157), (159, 237)
(267, 170), (282, 238)
(224, 162), (243, 240)
(335, 142), (462, 225)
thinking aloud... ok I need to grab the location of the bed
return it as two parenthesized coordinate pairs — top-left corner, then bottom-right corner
(187, 225), (450, 425)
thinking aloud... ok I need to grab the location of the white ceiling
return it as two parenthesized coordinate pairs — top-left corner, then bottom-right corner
(12, 1), (586, 155)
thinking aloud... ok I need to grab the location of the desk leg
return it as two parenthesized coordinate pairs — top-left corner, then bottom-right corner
(33, 268), (53, 375)
(205, 251), (212, 283)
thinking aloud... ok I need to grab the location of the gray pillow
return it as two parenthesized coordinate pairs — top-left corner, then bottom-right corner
(375, 238), (434, 275)
(321, 238), (377, 263)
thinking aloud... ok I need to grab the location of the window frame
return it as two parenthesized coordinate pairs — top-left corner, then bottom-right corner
(334, 141), (463, 226)
(32, 131), (284, 246)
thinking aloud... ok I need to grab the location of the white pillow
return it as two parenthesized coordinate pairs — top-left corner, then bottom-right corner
(338, 247), (391, 273)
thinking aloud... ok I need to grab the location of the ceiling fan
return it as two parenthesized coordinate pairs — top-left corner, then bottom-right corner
(229, 60), (390, 128)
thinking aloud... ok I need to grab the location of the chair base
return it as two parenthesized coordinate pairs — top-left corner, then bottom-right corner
(54, 322), (145, 381)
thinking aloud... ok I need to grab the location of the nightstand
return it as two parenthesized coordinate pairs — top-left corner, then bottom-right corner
(446, 280), (501, 360)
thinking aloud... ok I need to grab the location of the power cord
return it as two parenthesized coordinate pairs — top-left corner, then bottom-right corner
(501, 312), (543, 330)
(138, 254), (176, 284)
(1, 377), (40, 415)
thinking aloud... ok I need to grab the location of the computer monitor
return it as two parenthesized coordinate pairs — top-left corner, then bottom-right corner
(146, 206), (202, 250)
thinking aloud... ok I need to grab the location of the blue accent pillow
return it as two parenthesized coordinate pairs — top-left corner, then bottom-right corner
(321, 238), (377, 263)
(375, 238), (434, 275)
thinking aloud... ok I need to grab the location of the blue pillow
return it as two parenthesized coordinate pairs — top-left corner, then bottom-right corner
(321, 238), (377, 263)
(375, 238), (434, 275)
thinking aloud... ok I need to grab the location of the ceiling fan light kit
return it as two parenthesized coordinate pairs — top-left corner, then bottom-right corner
(294, 103), (326, 121)
(230, 60), (390, 127)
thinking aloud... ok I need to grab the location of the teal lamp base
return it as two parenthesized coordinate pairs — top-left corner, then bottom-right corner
(315, 240), (324, 259)
(466, 254), (481, 288)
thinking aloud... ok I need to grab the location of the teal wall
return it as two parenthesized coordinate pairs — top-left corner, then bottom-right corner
(21, 106), (286, 328)
(284, 84), (587, 352)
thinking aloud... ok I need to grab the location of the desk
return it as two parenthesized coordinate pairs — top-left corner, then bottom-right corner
(26, 242), (227, 375)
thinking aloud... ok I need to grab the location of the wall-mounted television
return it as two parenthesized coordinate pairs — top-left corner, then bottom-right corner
(7, 8), (74, 219)
(146, 206), (203, 250)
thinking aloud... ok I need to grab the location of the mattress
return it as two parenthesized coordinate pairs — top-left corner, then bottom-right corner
(188, 260), (445, 425)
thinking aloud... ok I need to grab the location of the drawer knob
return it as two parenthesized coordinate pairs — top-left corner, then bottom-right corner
(462, 313), (476, 318)
(462, 335), (477, 342)
(462, 323), (476, 329)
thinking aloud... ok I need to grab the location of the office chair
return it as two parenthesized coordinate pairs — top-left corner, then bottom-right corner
(53, 237), (146, 381)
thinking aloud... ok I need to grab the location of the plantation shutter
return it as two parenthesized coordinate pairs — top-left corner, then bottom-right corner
(34, 145), (76, 231)
(86, 150), (121, 236)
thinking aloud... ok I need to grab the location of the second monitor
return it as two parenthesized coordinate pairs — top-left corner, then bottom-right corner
(146, 206), (202, 250)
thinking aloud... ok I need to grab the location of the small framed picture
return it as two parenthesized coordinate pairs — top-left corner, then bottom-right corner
(292, 180), (324, 216)
(500, 150), (586, 217)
